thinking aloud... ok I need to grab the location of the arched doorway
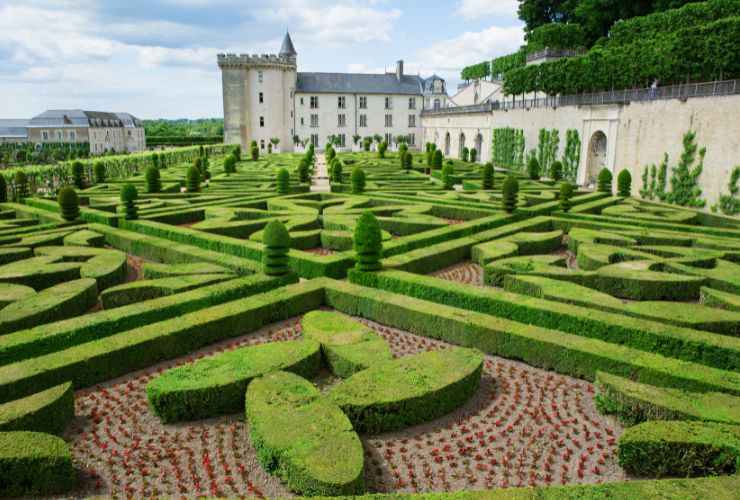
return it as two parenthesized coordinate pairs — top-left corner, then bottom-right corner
(444, 132), (451, 156)
(474, 133), (483, 162)
(586, 131), (607, 186)
(459, 133), (466, 159)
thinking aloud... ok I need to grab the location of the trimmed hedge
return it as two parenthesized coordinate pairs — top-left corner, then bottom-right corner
(100, 274), (234, 309)
(147, 339), (321, 423)
(0, 282), (35, 308)
(0, 383), (73, 435)
(0, 431), (76, 497)
(246, 371), (364, 495)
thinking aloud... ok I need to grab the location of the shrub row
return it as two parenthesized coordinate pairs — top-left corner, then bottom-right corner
(0, 431), (76, 497)
(0, 382), (73, 435)
(100, 274), (234, 309)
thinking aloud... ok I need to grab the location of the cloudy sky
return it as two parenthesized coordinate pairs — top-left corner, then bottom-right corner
(0, 0), (524, 119)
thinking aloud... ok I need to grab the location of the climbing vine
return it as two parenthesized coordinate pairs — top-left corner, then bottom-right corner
(492, 128), (525, 171)
(537, 129), (560, 177)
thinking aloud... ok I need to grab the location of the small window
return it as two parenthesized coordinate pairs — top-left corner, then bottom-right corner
(434, 98), (441, 110)
(385, 133), (393, 144)
(338, 96), (346, 109)
(310, 96), (319, 109)
(338, 114), (346, 127)
(57, 130), (63, 141)
(359, 96), (367, 109)
(385, 114), (393, 128)
(408, 98), (416, 110)
(42, 130), (49, 140)
(259, 92), (264, 103)
(258, 71), (263, 83)
(359, 114), (367, 128)
(409, 133), (415, 146)
(260, 116), (265, 127)
(260, 139), (265, 150)
(310, 134), (319, 147)
(408, 115), (416, 128)
(339, 134), (346, 147)
(300, 97), (304, 105)
(69, 130), (76, 141)
(384, 97), (392, 110)
(300, 117), (304, 126)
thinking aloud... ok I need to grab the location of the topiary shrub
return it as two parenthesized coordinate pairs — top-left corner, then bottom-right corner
(262, 220), (291, 276)
(398, 143), (408, 158)
(550, 160), (563, 181)
(186, 165), (200, 192)
(598, 168), (613, 193)
(14, 171), (28, 201)
(71, 161), (84, 189)
(57, 187), (79, 221)
(120, 184), (138, 220)
(326, 146), (336, 162)
(470, 149), (477, 163)
(251, 143), (259, 161)
(353, 212), (382, 272)
(152, 153), (160, 170)
(403, 151), (413, 171)
(0, 175), (7, 203)
(223, 154), (236, 174)
(332, 160), (343, 183)
(432, 150), (443, 170)
(462, 147), (469, 162)
(363, 138), (371, 152)
(482, 163), (494, 190)
(200, 157), (210, 180)
(145, 166), (161, 193)
(298, 159), (310, 183)
(559, 182), (574, 212)
(378, 141), (387, 159)
(527, 156), (541, 180)
(442, 164), (454, 190)
(618, 168), (632, 197)
(233, 145), (241, 161)
(502, 175), (519, 213)
(93, 161), (105, 183)
(277, 168), (290, 195)
(351, 167), (366, 194)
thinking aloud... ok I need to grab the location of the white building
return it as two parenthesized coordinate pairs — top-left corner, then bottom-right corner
(218, 33), (448, 152)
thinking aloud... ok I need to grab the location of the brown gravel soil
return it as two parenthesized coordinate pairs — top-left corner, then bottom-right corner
(125, 254), (147, 283)
(303, 247), (336, 256)
(64, 314), (625, 498)
(431, 261), (485, 286)
(445, 219), (466, 225)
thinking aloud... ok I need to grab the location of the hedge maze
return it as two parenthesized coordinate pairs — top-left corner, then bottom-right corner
(0, 146), (739, 498)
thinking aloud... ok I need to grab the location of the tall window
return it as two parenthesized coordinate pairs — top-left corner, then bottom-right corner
(385, 133), (393, 145)
(434, 98), (441, 110)
(339, 134), (346, 147)
(338, 114), (346, 127)
(408, 97), (416, 110)
(260, 116), (265, 127)
(300, 117), (304, 126)
(409, 133), (415, 146)
(359, 114), (367, 128)
(385, 114), (393, 127)
(259, 92), (264, 103)
(384, 97), (392, 110)
(408, 115), (416, 128)
(310, 96), (319, 109)
(310, 134), (319, 147)
(42, 130), (49, 141)
(260, 139), (265, 150)
(57, 131), (63, 141)
(258, 71), (263, 83)
(338, 96), (346, 109)
(359, 96), (367, 109)
(310, 114), (319, 128)
(69, 131), (76, 141)
(300, 97), (304, 105)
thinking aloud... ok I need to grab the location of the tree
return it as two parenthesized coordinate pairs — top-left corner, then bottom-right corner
(503, 175), (519, 213)
(353, 212), (382, 272)
(597, 168), (613, 193)
(332, 160), (343, 183)
(351, 167), (366, 194)
(72, 161), (85, 189)
(94, 161), (105, 183)
(482, 163), (495, 190)
(152, 153), (160, 170)
(559, 182), (574, 211)
(262, 220), (291, 276)
(462, 147), (470, 162)
(470, 149), (477, 163)
(120, 184), (138, 220)
(617, 168), (632, 197)
(378, 141), (388, 159)
(550, 160), (563, 181)
(326, 146), (336, 162)
(403, 152), (413, 171)
(432, 150), (443, 170)
(14, 171), (28, 201)
(442, 164), (455, 190)
(186, 165), (201, 192)
(528, 156), (541, 180)
(0, 175), (6, 203)
(146, 165), (161, 193)
(58, 187), (79, 221)
(666, 130), (706, 207)
(277, 168), (290, 195)
(298, 159), (310, 183)
(399, 142), (408, 158)
(713, 166), (740, 216)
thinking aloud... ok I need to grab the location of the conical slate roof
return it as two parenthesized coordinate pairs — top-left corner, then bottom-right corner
(280, 32), (297, 56)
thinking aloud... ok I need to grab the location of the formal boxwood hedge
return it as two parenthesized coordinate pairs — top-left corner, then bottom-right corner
(34, 246), (127, 291)
(142, 261), (232, 279)
(0, 431), (76, 497)
(0, 282), (35, 308)
(703, 286), (740, 312)
(147, 339), (321, 423)
(246, 371), (364, 495)
(619, 420), (740, 478)
(63, 229), (104, 247)
(0, 382), (73, 435)
(100, 273), (233, 309)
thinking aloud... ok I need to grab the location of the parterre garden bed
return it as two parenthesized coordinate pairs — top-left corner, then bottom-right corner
(0, 149), (739, 498)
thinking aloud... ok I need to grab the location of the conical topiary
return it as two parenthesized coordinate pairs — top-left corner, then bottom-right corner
(0, 175), (7, 203)
(72, 161), (85, 189)
(550, 160), (563, 182)
(597, 168), (613, 193)
(617, 169), (632, 197)
(146, 165), (161, 193)
(470, 149), (477, 163)
(403, 151), (413, 171)
(432, 150), (443, 170)
(442, 164), (454, 190)
(57, 186), (79, 221)
(94, 161), (105, 183)
(559, 182), (574, 212)
(482, 163), (494, 190)
(224, 154), (236, 174)
(152, 153), (160, 170)
(14, 171), (28, 201)
(353, 211), (382, 272)
(200, 157), (210, 180)
(120, 184), (138, 220)
(502, 175), (519, 213)
(298, 159), (310, 183)
(351, 167), (366, 194)
(527, 157), (540, 180)
(262, 220), (291, 276)
(277, 168), (290, 194)
(233, 145), (241, 161)
(186, 165), (201, 192)
(332, 160), (343, 183)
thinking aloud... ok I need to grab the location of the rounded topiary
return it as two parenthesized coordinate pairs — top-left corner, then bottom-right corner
(233, 145), (241, 161)
(482, 163), (494, 190)
(93, 161), (105, 183)
(597, 168), (613, 193)
(550, 160), (563, 182)
(351, 167), (366, 194)
(14, 171), (28, 200)
(378, 142), (387, 159)
(186, 165), (200, 192)
(298, 159), (310, 183)
(223, 154), (236, 174)
(120, 184), (138, 220)
(403, 151), (413, 171)
(71, 161), (85, 189)
(277, 168), (290, 195)
(145, 165), (161, 193)
(618, 169), (632, 197)
(57, 187), (79, 221)
(353, 212), (382, 272)
(262, 220), (291, 276)
(559, 182), (574, 212)
(470, 149), (477, 163)
(527, 157), (541, 180)
(502, 175), (519, 213)
(432, 150), (443, 170)
(0, 175), (7, 203)
(332, 160), (343, 183)
(442, 164), (455, 190)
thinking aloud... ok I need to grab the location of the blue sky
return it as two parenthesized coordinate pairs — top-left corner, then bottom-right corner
(0, 0), (524, 119)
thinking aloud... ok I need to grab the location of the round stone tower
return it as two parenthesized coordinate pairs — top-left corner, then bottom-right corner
(218, 32), (298, 153)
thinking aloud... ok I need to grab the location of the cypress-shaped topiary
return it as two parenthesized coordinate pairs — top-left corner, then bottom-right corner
(223, 154), (236, 174)
(527, 156), (541, 180)
(93, 161), (105, 183)
(199, 157), (210, 180)
(618, 169), (632, 197)
(326, 146), (336, 162)
(399, 143), (408, 158)
(57, 187), (79, 221)
(597, 168), (613, 193)
(502, 175), (519, 213)
(432, 150), (443, 170)
(559, 182), (574, 212)
(120, 184), (138, 220)
(145, 165), (161, 193)
(378, 141), (387, 159)
(550, 160), (563, 182)
(470, 149), (477, 163)
(233, 145), (241, 161)
(442, 164), (454, 190)
(251, 142), (259, 161)
(298, 159), (310, 183)
(277, 168), (290, 194)
(0, 175), (7, 203)
(13, 171), (28, 201)
(353, 212), (382, 272)
(462, 147), (469, 162)
(262, 220), (291, 276)
(186, 165), (200, 192)
(71, 161), (85, 189)
(332, 160), (343, 183)
(351, 167), (366, 194)
(482, 163), (494, 190)
(152, 153), (160, 170)
(403, 151), (413, 171)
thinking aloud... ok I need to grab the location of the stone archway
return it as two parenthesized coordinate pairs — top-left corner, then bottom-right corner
(474, 133), (483, 163)
(459, 133), (466, 159)
(444, 132), (451, 156)
(586, 131), (607, 186)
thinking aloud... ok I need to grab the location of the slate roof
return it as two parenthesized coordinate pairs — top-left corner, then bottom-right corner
(296, 72), (424, 95)
(0, 119), (29, 139)
(27, 110), (141, 128)
(280, 32), (297, 57)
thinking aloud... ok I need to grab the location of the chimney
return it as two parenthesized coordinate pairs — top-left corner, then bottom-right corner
(396, 60), (404, 81)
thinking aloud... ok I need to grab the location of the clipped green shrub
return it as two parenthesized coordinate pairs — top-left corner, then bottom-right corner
(56, 187), (79, 221)
(433, 150), (443, 170)
(326, 145), (336, 162)
(298, 159), (310, 183)
(71, 161), (84, 189)
(262, 219), (291, 276)
(378, 141), (387, 159)
(503, 175), (519, 213)
(0, 383), (74, 435)
(331, 160), (343, 183)
(442, 164), (454, 190)
(550, 160), (563, 181)
(251, 142), (259, 161)
(233, 145), (241, 161)
(403, 151), (413, 171)
(93, 161), (105, 183)
(14, 171), (28, 200)
(559, 182), (574, 212)
(186, 165), (200, 192)
(470, 149), (477, 163)
(598, 168), (613, 193)
(618, 168), (632, 197)
(353, 212), (382, 272)
(223, 154), (237, 174)
(277, 168), (290, 195)
(0, 431), (76, 497)
(482, 162), (494, 190)
(462, 147), (470, 162)
(145, 165), (161, 193)
(120, 183), (138, 220)
(0, 175), (6, 202)
(351, 167), (365, 194)
(528, 156), (541, 180)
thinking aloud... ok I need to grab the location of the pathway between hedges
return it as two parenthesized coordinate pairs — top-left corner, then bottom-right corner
(311, 153), (330, 193)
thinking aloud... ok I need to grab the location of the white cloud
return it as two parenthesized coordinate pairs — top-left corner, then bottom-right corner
(456, 0), (519, 21)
